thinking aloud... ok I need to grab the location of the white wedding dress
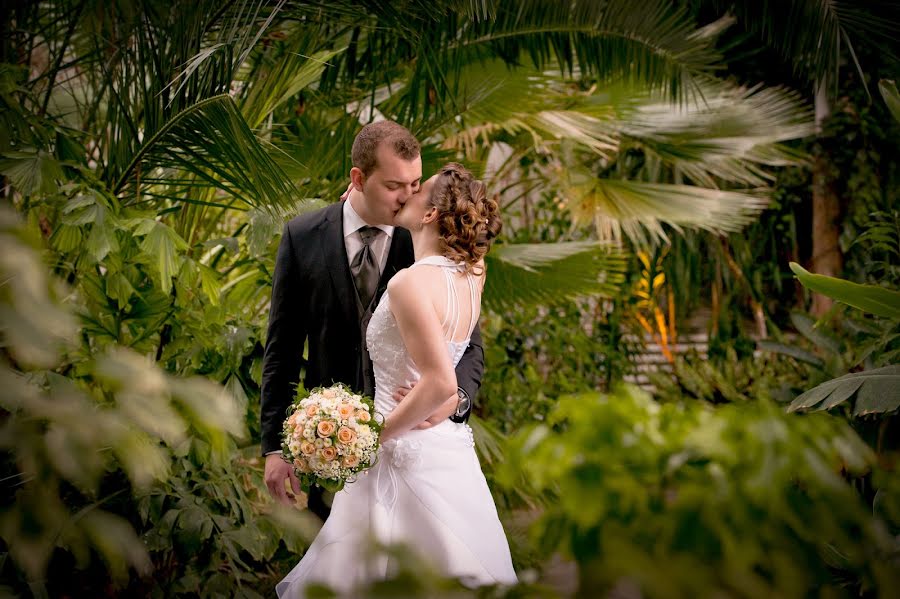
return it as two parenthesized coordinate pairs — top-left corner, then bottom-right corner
(276, 256), (517, 597)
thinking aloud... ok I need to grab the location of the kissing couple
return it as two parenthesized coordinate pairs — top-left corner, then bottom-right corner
(260, 121), (517, 596)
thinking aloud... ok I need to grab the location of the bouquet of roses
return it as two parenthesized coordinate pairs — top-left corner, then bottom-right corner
(281, 383), (383, 492)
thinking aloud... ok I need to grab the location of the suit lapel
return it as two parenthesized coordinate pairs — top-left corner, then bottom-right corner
(320, 202), (358, 325)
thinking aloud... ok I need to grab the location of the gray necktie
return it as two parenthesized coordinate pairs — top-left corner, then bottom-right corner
(351, 226), (381, 308)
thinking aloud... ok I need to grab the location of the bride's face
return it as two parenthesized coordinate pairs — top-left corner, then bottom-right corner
(395, 173), (438, 231)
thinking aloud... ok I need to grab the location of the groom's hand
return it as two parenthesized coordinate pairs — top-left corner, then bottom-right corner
(265, 453), (302, 506)
(393, 383), (457, 429)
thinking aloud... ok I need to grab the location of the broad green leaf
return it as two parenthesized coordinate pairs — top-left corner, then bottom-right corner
(790, 262), (900, 319)
(853, 367), (900, 416)
(789, 366), (900, 415)
(817, 378), (864, 412)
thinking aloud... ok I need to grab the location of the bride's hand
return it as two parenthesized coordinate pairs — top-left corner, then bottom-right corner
(339, 181), (353, 201)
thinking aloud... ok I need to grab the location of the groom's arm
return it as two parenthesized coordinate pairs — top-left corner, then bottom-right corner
(260, 222), (307, 456)
(453, 320), (484, 421)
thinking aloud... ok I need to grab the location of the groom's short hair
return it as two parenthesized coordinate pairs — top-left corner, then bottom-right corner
(352, 121), (420, 175)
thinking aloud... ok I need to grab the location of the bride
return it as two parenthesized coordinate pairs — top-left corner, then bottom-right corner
(276, 163), (516, 596)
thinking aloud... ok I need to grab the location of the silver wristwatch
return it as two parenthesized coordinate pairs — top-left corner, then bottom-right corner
(450, 388), (471, 423)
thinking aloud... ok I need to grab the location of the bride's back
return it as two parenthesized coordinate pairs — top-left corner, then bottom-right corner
(409, 260), (483, 345)
(366, 256), (483, 415)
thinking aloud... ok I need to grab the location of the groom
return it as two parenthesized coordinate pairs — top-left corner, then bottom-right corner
(260, 121), (484, 519)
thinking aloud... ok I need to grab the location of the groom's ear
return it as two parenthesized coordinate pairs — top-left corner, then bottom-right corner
(350, 167), (365, 191)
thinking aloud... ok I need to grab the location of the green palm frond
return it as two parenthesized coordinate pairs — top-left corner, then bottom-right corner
(239, 30), (345, 128)
(428, 69), (808, 244)
(437, 67), (811, 185)
(434, 60), (619, 158)
(612, 84), (814, 187)
(289, 0), (722, 122)
(703, 0), (899, 92)
(114, 94), (297, 213)
(565, 176), (769, 243)
(483, 241), (628, 313)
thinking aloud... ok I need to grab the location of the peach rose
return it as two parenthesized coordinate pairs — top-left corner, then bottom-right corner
(293, 458), (309, 472)
(338, 403), (354, 420)
(320, 447), (337, 461)
(322, 389), (336, 399)
(300, 441), (316, 455)
(306, 404), (318, 417)
(342, 454), (360, 468)
(355, 409), (371, 422)
(337, 426), (357, 445)
(317, 420), (336, 438)
(338, 426), (356, 445)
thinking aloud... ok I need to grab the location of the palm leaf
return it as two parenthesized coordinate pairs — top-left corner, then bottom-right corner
(113, 95), (297, 214)
(290, 0), (722, 120)
(483, 241), (627, 313)
(435, 68), (809, 200)
(704, 0), (900, 92)
(240, 41), (345, 129)
(565, 177), (769, 243)
(612, 83), (814, 187)
(790, 262), (900, 319)
(0, 150), (65, 196)
(788, 366), (900, 415)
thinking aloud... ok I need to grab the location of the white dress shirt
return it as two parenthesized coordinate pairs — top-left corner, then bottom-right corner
(343, 197), (394, 273)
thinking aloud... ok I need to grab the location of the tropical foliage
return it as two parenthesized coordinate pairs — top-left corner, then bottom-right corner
(499, 386), (900, 597)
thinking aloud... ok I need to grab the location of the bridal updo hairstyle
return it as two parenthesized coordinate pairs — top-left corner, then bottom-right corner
(428, 163), (501, 273)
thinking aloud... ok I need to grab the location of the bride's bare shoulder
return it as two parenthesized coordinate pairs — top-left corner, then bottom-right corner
(387, 266), (443, 303)
(386, 267), (417, 298)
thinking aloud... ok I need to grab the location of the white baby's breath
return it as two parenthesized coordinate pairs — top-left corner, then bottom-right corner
(282, 383), (383, 491)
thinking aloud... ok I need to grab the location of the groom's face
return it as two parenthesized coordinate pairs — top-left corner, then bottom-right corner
(358, 145), (422, 226)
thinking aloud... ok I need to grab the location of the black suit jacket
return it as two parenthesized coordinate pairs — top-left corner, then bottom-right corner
(260, 201), (485, 455)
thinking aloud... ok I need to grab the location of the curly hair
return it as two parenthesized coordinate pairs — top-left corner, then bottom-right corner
(351, 121), (420, 175)
(427, 163), (502, 273)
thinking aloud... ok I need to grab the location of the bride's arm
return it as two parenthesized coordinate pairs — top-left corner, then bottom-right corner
(380, 270), (458, 442)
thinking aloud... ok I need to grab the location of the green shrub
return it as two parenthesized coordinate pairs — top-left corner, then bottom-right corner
(499, 386), (900, 598)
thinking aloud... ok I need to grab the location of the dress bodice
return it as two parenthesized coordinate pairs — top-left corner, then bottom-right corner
(365, 255), (479, 418)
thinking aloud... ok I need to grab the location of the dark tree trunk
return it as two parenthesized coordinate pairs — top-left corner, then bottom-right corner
(811, 78), (843, 316)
